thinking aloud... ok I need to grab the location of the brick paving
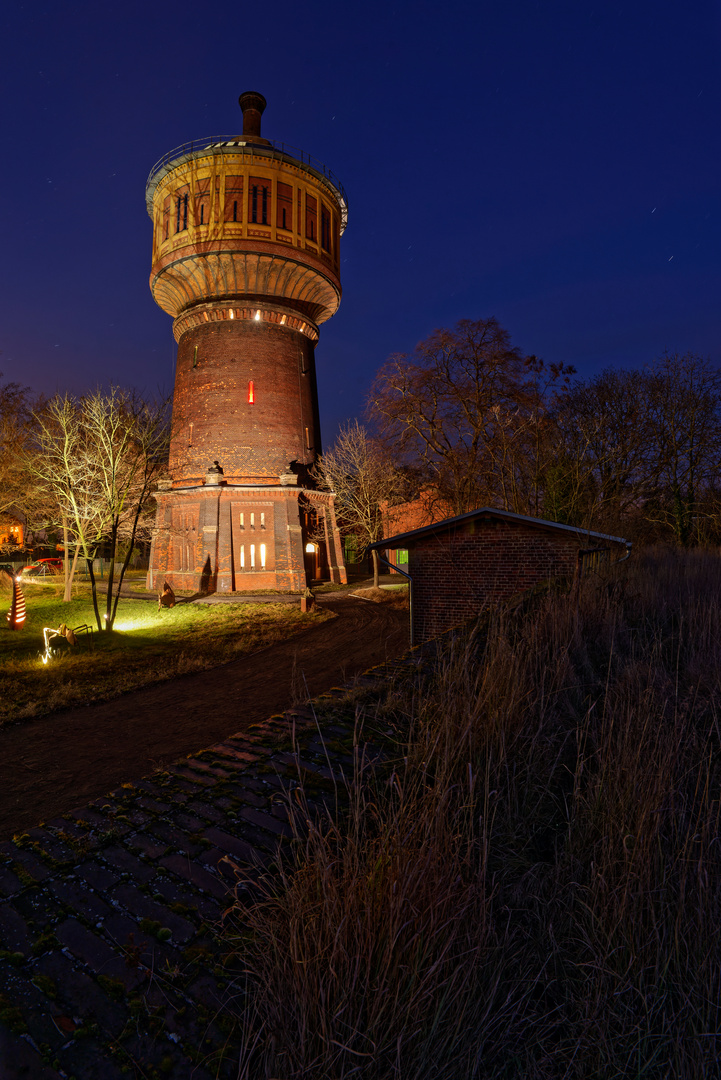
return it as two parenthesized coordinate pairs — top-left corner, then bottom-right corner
(0, 653), (418, 1079)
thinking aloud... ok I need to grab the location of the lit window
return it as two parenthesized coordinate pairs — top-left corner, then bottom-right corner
(260, 512), (265, 528)
(250, 544), (255, 569)
(250, 513), (255, 528)
(240, 546), (245, 568)
(305, 542), (315, 554)
(240, 513), (244, 527)
(248, 380), (255, 403)
(397, 549), (409, 566)
(260, 543), (266, 568)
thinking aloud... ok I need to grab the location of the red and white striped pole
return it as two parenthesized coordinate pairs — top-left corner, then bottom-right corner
(7, 577), (26, 630)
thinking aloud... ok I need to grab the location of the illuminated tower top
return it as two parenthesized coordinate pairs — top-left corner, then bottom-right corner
(145, 93), (348, 344)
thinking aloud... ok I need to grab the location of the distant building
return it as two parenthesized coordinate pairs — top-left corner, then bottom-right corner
(380, 490), (455, 573)
(145, 92), (347, 592)
(0, 516), (24, 548)
(370, 507), (630, 644)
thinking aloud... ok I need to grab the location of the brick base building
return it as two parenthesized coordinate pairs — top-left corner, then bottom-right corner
(148, 473), (345, 594)
(370, 507), (630, 644)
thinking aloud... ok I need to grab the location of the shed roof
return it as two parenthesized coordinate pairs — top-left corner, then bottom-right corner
(369, 507), (631, 551)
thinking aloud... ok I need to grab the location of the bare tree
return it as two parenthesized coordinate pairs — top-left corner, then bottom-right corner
(549, 368), (654, 532)
(0, 373), (33, 520)
(644, 353), (721, 545)
(546, 356), (721, 543)
(28, 388), (170, 627)
(367, 318), (573, 517)
(313, 422), (406, 587)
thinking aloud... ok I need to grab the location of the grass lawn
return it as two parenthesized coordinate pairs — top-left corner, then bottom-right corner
(0, 580), (331, 726)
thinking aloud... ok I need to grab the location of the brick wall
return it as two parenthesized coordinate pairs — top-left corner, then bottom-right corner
(169, 318), (319, 485)
(147, 486), (346, 593)
(408, 518), (581, 642)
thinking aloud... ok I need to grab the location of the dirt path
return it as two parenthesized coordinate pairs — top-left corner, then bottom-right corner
(0, 596), (408, 839)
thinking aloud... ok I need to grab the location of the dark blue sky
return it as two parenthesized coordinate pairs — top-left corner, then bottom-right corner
(1, 1), (720, 441)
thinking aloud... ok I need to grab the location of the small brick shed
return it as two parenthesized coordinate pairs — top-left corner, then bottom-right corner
(370, 507), (630, 645)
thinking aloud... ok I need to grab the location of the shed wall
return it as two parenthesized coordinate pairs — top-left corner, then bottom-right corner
(408, 518), (580, 642)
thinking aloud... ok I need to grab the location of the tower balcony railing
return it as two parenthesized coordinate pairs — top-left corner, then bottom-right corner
(146, 137), (348, 230)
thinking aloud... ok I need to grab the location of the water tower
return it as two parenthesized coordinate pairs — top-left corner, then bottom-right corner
(145, 92), (347, 592)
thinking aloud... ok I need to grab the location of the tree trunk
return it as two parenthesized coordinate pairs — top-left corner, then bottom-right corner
(86, 556), (102, 631)
(62, 515), (71, 602)
(66, 544), (81, 600)
(372, 548), (380, 589)
(104, 522), (118, 628)
(108, 496), (146, 628)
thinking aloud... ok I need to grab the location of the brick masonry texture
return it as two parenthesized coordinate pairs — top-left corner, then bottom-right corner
(170, 318), (320, 485)
(148, 486), (346, 593)
(408, 517), (585, 643)
(0, 669), (397, 1079)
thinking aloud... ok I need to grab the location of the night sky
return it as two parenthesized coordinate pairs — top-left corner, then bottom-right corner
(1, 1), (720, 443)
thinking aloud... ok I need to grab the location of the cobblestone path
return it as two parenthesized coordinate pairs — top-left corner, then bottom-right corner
(0, 660), (408, 1079)
(0, 592), (408, 837)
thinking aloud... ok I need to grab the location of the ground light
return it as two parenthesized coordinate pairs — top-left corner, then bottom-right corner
(100, 614), (150, 632)
(109, 619), (147, 632)
(40, 623), (93, 663)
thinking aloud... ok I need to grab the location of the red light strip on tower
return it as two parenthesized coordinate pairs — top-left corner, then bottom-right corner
(248, 381), (255, 404)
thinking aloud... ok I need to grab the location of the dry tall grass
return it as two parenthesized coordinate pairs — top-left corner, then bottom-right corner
(227, 548), (721, 1079)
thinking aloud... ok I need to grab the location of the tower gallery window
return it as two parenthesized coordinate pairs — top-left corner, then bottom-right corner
(250, 180), (270, 225)
(224, 176), (243, 223)
(195, 179), (210, 227)
(305, 194), (317, 242)
(321, 206), (331, 251)
(176, 192), (188, 233)
(277, 182), (292, 231)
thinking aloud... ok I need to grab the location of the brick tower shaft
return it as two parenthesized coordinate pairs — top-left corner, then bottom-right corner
(170, 311), (321, 485)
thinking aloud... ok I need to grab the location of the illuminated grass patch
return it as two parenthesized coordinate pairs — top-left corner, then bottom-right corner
(0, 587), (330, 725)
